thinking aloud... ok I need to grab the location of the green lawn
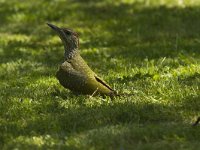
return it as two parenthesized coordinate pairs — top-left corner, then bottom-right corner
(0, 0), (200, 149)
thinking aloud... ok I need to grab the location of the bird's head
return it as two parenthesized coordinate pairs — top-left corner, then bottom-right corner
(47, 23), (79, 59)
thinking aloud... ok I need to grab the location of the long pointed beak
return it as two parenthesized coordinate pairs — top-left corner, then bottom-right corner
(47, 23), (61, 32)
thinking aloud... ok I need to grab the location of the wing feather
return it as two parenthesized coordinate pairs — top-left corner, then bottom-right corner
(94, 75), (113, 91)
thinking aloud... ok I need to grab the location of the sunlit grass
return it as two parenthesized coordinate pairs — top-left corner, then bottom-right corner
(0, 0), (200, 149)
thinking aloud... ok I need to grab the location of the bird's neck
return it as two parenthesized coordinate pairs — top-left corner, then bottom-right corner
(63, 41), (78, 60)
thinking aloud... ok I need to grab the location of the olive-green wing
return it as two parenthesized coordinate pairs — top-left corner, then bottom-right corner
(94, 75), (114, 91)
(56, 62), (88, 91)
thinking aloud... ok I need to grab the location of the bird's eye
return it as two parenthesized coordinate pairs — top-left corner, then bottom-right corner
(65, 31), (71, 35)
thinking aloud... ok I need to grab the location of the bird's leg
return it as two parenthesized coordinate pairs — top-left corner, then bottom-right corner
(89, 88), (99, 98)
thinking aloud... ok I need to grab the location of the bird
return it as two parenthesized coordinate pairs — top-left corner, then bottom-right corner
(47, 23), (117, 97)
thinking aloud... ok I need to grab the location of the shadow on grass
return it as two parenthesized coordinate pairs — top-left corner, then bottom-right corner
(3, 93), (200, 149)
(1, 1), (200, 148)
(76, 3), (200, 62)
(178, 73), (200, 86)
(1, 1), (200, 65)
(180, 95), (200, 112)
(1, 98), (184, 137)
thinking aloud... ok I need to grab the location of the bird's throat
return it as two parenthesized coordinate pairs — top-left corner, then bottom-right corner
(63, 40), (78, 60)
(64, 46), (78, 60)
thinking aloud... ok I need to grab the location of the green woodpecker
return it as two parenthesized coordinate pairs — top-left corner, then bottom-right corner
(47, 23), (117, 97)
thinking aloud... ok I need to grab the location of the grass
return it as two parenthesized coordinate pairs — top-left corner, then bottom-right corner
(0, 0), (200, 149)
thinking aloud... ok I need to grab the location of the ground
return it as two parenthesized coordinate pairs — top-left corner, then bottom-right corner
(0, 0), (200, 149)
